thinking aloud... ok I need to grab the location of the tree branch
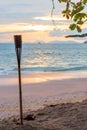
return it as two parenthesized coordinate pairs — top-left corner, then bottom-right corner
(51, 0), (55, 17)
(65, 33), (87, 38)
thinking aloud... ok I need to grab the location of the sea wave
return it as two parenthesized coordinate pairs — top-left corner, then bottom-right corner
(0, 43), (87, 75)
(20, 66), (87, 72)
(0, 66), (87, 75)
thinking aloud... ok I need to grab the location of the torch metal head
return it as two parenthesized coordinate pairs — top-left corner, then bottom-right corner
(14, 35), (22, 49)
(14, 35), (22, 65)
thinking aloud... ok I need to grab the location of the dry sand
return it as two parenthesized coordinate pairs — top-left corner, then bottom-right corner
(0, 71), (87, 129)
(0, 99), (87, 130)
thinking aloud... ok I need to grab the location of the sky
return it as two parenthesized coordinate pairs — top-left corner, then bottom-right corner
(0, 0), (87, 43)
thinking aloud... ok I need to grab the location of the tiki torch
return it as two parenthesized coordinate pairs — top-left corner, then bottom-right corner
(14, 35), (23, 125)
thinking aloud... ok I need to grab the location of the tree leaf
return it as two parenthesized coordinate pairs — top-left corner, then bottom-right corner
(77, 21), (83, 25)
(60, 0), (67, 2)
(69, 24), (76, 30)
(83, 0), (87, 4)
(77, 25), (82, 32)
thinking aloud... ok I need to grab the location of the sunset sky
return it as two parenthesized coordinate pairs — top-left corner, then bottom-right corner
(0, 0), (87, 43)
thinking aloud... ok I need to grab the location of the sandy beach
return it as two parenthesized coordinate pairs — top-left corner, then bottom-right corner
(0, 71), (87, 129)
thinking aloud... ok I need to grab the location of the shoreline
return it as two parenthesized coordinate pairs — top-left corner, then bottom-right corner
(0, 71), (87, 119)
(0, 70), (87, 86)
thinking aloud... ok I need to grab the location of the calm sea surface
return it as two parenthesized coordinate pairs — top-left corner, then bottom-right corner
(0, 42), (87, 75)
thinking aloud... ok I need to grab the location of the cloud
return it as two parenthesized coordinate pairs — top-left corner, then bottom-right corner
(0, 0), (50, 24)
(50, 29), (65, 37)
(49, 27), (87, 43)
(34, 15), (67, 21)
(0, 0), (66, 24)
(0, 23), (54, 34)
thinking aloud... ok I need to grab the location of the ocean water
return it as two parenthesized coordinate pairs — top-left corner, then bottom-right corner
(0, 42), (87, 75)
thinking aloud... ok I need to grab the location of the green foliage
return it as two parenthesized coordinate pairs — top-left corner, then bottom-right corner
(69, 24), (76, 30)
(83, 0), (87, 4)
(77, 25), (82, 32)
(55, 0), (87, 32)
(58, 0), (67, 2)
